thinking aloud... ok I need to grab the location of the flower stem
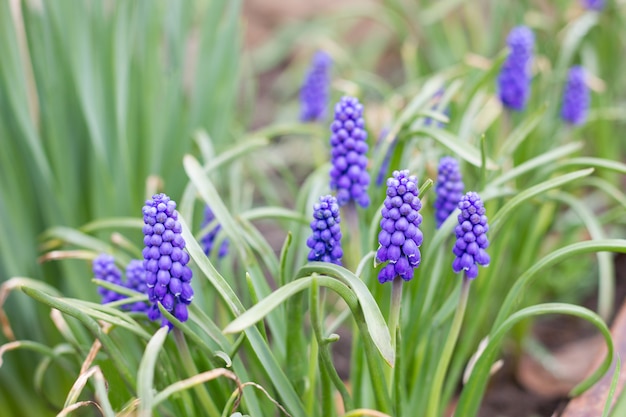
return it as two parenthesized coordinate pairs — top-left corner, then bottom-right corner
(385, 276), (403, 392)
(425, 275), (471, 417)
(173, 328), (221, 417)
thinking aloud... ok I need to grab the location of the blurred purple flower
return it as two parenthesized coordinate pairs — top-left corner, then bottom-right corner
(561, 66), (589, 126)
(376, 170), (423, 283)
(497, 26), (534, 111)
(452, 192), (490, 279)
(581, 0), (604, 11)
(124, 260), (150, 313)
(329, 96), (370, 207)
(434, 156), (465, 229)
(300, 51), (332, 122)
(93, 254), (125, 304)
(306, 195), (343, 265)
(201, 205), (229, 259)
(142, 193), (193, 326)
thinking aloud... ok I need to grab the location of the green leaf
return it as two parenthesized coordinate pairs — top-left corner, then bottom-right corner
(408, 127), (498, 170)
(297, 263), (394, 366)
(457, 303), (614, 417)
(490, 168), (594, 236)
(137, 327), (169, 416)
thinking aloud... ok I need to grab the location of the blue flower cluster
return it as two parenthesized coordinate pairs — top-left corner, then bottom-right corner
(330, 96), (370, 207)
(581, 0), (604, 10)
(497, 26), (534, 111)
(300, 51), (332, 122)
(376, 170), (423, 283)
(561, 66), (589, 126)
(452, 192), (490, 279)
(93, 254), (125, 304)
(434, 157), (465, 229)
(306, 195), (343, 264)
(201, 205), (229, 259)
(125, 260), (150, 313)
(142, 193), (193, 326)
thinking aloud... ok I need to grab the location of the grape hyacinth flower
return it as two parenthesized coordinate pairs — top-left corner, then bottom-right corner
(434, 157), (465, 228)
(581, 0), (604, 11)
(142, 193), (193, 326)
(124, 260), (149, 313)
(93, 254), (125, 304)
(306, 195), (343, 265)
(329, 96), (370, 207)
(300, 51), (332, 122)
(497, 26), (534, 111)
(424, 89), (449, 128)
(561, 66), (590, 126)
(201, 205), (229, 258)
(452, 192), (490, 279)
(376, 170), (423, 283)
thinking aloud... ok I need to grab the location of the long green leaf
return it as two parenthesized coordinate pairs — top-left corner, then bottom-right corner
(137, 327), (169, 417)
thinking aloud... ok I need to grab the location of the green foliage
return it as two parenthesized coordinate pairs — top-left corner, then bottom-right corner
(2, 1), (626, 416)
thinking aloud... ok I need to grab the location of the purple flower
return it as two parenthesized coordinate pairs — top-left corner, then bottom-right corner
(452, 192), (490, 279)
(330, 96), (370, 207)
(300, 51), (332, 122)
(561, 66), (589, 126)
(124, 260), (149, 313)
(376, 170), (423, 283)
(306, 195), (343, 264)
(200, 205), (229, 259)
(498, 26), (534, 111)
(142, 193), (193, 326)
(93, 254), (125, 304)
(581, 0), (604, 11)
(424, 89), (449, 127)
(434, 157), (465, 229)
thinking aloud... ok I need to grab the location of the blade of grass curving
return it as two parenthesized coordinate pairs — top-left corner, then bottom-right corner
(80, 217), (143, 233)
(555, 157), (626, 175)
(457, 303), (614, 417)
(489, 168), (594, 236)
(407, 127), (498, 170)
(20, 286), (135, 387)
(137, 326), (169, 417)
(488, 142), (583, 188)
(40, 226), (112, 253)
(297, 262), (394, 365)
(497, 103), (548, 158)
(239, 207), (308, 225)
(550, 192), (614, 320)
(493, 239), (626, 331)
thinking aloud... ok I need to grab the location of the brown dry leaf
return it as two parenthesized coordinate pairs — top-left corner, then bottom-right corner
(559, 296), (626, 416)
(517, 335), (604, 399)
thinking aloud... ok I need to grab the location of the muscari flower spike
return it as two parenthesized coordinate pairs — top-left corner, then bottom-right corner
(376, 170), (423, 283)
(93, 254), (125, 304)
(300, 51), (332, 122)
(201, 205), (229, 259)
(452, 192), (490, 279)
(424, 89), (449, 128)
(434, 156), (465, 229)
(581, 0), (604, 11)
(306, 195), (343, 265)
(497, 26), (534, 111)
(330, 96), (370, 207)
(561, 66), (590, 126)
(124, 259), (150, 313)
(142, 193), (193, 326)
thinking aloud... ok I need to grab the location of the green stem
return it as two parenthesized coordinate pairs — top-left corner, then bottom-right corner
(385, 277), (403, 392)
(173, 329), (221, 417)
(310, 277), (354, 412)
(425, 275), (471, 417)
